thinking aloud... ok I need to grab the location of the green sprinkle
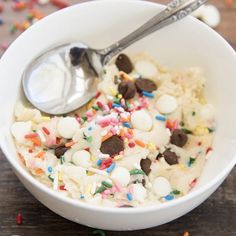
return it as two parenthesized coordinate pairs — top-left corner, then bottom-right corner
(43, 148), (48, 151)
(94, 186), (107, 195)
(92, 105), (100, 111)
(113, 98), (120, 104)
(83, 132), (93, 143)
(129, 169), (146, 176)
(125, 101), (131, 109)
(81, 116), (88, 124)
(208, 127), (215, 133)
(60, 156), (65, 164)
(101, 181), (112, 188)
(192, 111), (196, 116)
(48, 175), (54, 182)
(180, 121), (185, 127)
(172, 190), (181, 195)
(181, 128), (193, 134)
(93, 229), (106, 236)
(103, 69), (107, 74)
(32, 130), (36, 133)
(188, 157), (196, 167)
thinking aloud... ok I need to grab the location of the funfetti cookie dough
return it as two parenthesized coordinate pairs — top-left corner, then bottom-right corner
(11, 53), (215, 208)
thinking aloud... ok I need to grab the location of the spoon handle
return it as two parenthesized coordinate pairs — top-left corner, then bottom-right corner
(100, 0), (207, 65)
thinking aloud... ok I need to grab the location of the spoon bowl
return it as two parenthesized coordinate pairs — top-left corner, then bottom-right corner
(22, 43), (101, 114)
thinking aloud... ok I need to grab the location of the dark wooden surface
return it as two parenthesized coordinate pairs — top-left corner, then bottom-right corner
(0, 1), (235, 235)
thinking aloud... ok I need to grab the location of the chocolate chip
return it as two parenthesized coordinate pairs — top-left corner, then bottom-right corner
(100, 135), (124, 156)
(115, 54), (133, 73)
(135, 78), (157, 92)
(69, 47), (86, 66)
(118, 81), (136, 99)
(54, 145), (68, 158)
(140, 158), (152, 175)
(142, 178), (146, 187)
(163, 150), (179, 165)
(170, 129), (188, 147)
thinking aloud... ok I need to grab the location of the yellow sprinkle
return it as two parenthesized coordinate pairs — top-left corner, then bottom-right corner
(114, 155), (123, 160)
(91, 155), (96, 162)
(147, 142), (156, 150)
(87, 171), (94, 176)
(41, 116), (51, 121)
(193, 126), (209, 136)
(58, 172), (63, 181)
(86, 99), (95, 110)
(199, 98), (207, 104)
(109, 87), (117, 96)
(124, 138), (128, 144)
(85, 184), (92, 195)
(178, 164), (186, 171)
(119, 71), (134, 81)
(117, 94), (122, 99)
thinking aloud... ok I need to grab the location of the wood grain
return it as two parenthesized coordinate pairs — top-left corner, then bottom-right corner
(0, 0), (235, 235)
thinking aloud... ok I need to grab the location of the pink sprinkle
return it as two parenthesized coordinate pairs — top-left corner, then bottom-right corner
(86, 110), (94, 117)
(111, 186), (117, 194)
(173, 120), (179, 130)
(128, 185), (134, 194)
(114, 182), (123, 192)
(121, 99), (126, 107)
(103, 189), (112, 195)
(189, 178), (197, 189)
(76, 116), (81, 124)
(138, 97), (149, 108)
(97, 118), (111, 128)
(101, 193), (108, 199)
(124, 132), (132, 139)
(110, 127), (117, 135)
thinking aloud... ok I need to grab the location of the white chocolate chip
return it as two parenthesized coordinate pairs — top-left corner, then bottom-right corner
(156, 95), (177, 114)
(131, 110), (152, 131)
(132, 184), (147, 203)
(192, 4), (220, 28)
(63, 166), (86, 182)
(201, 5), (220, 28)
(111, 167), (130, 187)
(72, 150), (91, 168)
(135, 60), (158, 78)
(153, 177), (172, 197)
(11, 121), (32, 143)
(57, 117), (80, 139)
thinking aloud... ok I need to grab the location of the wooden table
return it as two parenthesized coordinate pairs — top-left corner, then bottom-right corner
(0, 1), (235, 235)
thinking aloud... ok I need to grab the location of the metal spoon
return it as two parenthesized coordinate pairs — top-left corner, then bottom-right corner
(22, 0), (207, 115)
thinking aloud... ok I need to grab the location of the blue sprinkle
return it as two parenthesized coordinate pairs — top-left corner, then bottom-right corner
(88, 127), (92, 131)
(155, 115), (166, 122)
(47, 166), (53, 173)
(112, 103), (121, 108)
(106, 163), (116, 173)
(80, 195), (85, 199)
(127, 193), (133, 201)
(164, 195), (174, 201)
(123, 122), (132, 128)
(97, 159), (103, 166)
(142, 91), (154, 98)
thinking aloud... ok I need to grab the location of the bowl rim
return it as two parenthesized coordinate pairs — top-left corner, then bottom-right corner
(1, 0), (236, 214)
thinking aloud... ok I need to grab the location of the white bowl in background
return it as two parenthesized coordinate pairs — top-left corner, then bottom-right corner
(0, 0), (236, 231)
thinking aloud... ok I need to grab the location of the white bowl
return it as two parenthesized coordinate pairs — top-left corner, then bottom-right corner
(0, 0), (236, 231)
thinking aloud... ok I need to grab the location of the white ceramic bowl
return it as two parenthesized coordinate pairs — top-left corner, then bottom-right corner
(0, 0), (236, 231)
